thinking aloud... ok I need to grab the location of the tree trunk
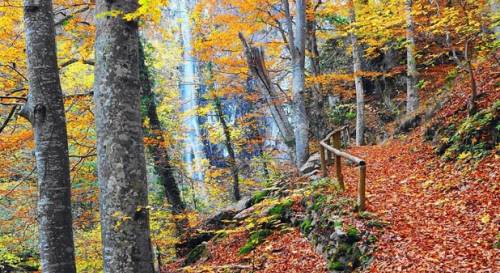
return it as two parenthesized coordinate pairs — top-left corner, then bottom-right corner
(306, 16), (327, 140)
(239, 34), (295, 150)
(20, 1), (77, 272)
(465, 40), (478, 116)
(405, 0), (419, 113)
(283, 0), (310, 166)
(94, 0), (154, 272)
(491, 0), (500, 41)
(213, 96), (241, 201)
(350, 1), (365, 146)
(139, 41), (185, 213)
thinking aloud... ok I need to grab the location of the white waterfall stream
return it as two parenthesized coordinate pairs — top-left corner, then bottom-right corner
(170, 0), (206, 187)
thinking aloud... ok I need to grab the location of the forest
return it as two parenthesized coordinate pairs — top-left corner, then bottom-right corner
(0, 0), (498, 272)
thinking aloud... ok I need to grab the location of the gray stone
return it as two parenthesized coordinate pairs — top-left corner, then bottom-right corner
(299, 153), (321, 174)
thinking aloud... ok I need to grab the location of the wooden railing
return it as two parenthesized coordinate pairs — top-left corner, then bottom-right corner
(319, 127), (367, 211)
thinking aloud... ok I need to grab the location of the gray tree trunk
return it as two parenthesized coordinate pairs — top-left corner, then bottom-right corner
(20, 1), (77, 273)
(239, 34), (295, 150)
(405, 0), (419, 113)
(491, 0), (500, 41)
(283, 0), (310, 166)
(350, 2), (365, 146)
(94, 0), (154, 272)
(306, 17), (327, 140)
(139, 42), (185, 214)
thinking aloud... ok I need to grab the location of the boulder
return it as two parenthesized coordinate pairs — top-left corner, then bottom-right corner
(300, 153), (321, 174)
(234, 206), (255, 220)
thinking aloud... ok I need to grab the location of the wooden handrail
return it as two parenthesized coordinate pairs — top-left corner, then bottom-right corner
(319, 127), (367, 211)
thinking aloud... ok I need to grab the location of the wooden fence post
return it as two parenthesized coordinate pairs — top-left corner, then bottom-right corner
(326, 139), (333, 166)
(358, 164), (366, 211)
(319, 144), (327, 177)
(332, 131), (344, 190)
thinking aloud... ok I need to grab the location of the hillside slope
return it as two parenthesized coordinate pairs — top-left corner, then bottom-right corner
(164, 61), (498, 273)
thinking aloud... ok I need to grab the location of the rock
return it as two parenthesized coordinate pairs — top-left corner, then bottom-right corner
(300, 153), (321, 174)
(183, 242), (210, 266)
(316, 243), (325, 253)
(176, 232), (214, 257)
(234, 206), (255, 220)
(203, 196), (252, 229)
(303, 169), (322, 180)
(227, 196), (253, 211)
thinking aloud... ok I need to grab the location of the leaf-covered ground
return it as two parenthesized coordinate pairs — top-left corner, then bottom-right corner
(164, 229), (327, 272)
(341, 63), (499, 272)
(343, 135), (498, 272)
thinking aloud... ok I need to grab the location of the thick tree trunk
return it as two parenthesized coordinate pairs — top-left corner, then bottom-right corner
(20, 1), (77, 272)
(213, 96), (241, 201)
(306, 17), (327, 140)
(350, 2), (365, 146)
(405, 0), (419, 113)
(239, 34), (295, 150)
(94, 1), (154, 272)
(283, 0), (310, 166)
(139, 42), (185, 213)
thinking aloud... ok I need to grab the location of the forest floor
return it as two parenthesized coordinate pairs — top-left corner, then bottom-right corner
(341, 62), (499, 272)
(342, 133), (498, 272)
(165, 63), (499, 272)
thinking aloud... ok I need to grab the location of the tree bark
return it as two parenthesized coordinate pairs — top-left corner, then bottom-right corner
(94, 0), (154, 272)
(306, 15), (327, 140)
(239, 34), (295, 150)
(491, 0), (500, 41)
(21, 1), (76, 272)
(139, 41), (185, 214)
(282, 0), (310, 166)
(213, 96), (241, 201)
(405, 0), (419, 113)
(464, 39), (478, 116)
(350, 1), (365, 146)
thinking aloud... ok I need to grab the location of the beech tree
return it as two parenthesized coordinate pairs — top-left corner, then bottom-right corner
(350, 0), (365, 146)
(19, 1), (77, 272)
(282, 0), (310, 166)
(405, 0), (419, 113)
(94, 0), (154, 272)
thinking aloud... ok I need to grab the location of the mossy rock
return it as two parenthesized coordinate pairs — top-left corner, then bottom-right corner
(239, 229), (271, 255)
(328, 260), (346, 271)
(183, 242), (209, 266)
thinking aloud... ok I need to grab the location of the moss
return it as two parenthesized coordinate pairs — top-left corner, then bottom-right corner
(300, 218), (313, 234)
(328, 260), (345, 271)
(268, 198), (293, 217)
(251, 190), (270, 205)
(346, 226), (360, 242)
(438, 101), (499, 161)
(184, 243), (208, 265)
(311, 195), (326, 211)
(239, 229), (271, 255)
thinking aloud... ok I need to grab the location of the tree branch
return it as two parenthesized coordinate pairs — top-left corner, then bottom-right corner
(0, 105), (18, 134)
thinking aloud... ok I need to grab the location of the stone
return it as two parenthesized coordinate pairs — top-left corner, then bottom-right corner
(234, 206), (255, 220)
(299, 153), (321, 174)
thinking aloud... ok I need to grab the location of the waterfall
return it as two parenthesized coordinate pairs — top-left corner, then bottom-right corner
(170, 0), (206, 183)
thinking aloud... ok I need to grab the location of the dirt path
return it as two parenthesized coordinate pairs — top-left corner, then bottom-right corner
(342, 132), (498, 272)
